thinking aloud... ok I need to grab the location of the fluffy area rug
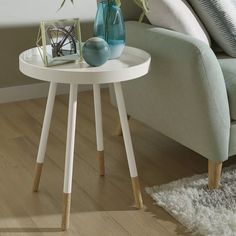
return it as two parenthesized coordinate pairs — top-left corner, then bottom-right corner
(146, 166), (236, 236)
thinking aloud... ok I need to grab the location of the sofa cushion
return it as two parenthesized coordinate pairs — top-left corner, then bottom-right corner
(218, 55), (236, 120)
(188, 0), (236, 57)
(145, 0), (211, 45)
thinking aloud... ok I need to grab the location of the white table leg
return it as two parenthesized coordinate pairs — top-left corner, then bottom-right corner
(61, 84), (78, 231)
(113, 82), (143, 209)
(93, 84), (105, 176)
(33, 82), (57, 192)
(116, 115), (131, 136)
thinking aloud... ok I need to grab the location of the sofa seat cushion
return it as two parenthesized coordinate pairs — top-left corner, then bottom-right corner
(218, 54), (236, 120)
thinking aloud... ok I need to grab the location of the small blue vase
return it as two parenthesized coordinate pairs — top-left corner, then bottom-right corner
(94, 0), (125, 59)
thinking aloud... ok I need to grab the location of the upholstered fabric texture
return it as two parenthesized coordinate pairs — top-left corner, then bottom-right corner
(110, 21), (231, 162)
(188, 0), (236, 57)
(217, 53), (236, 120)
(145, 0), (211, 45)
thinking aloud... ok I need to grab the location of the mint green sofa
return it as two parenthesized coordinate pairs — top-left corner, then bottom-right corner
(110, 21), (236, 188)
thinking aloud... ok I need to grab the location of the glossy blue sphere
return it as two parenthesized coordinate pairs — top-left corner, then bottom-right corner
(82, 37), (110, 67)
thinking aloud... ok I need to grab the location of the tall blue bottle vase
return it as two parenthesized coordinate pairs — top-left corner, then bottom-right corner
(94, 0), (125, 59)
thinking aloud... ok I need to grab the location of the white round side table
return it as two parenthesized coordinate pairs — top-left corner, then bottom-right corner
(19, 46), (151, 231)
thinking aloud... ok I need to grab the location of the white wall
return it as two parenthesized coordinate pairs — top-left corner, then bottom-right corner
(0, 0), (97, 27)
(0, 0), (141, 88)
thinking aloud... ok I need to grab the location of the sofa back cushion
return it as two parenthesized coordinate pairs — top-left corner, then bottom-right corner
(188, 0), (236, 57)
(145, 0), (211, 45)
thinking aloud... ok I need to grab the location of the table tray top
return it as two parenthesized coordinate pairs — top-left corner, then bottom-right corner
(19, 46), (151, 84)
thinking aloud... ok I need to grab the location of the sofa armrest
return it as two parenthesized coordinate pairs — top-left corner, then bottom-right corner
(111, 21), (230, 162)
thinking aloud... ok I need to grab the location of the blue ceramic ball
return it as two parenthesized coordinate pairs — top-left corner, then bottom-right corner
(82, 37), (110, 67)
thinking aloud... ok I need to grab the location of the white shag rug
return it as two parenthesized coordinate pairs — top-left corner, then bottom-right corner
(146, 166), (236, 236)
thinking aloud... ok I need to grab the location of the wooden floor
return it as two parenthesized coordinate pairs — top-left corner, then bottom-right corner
(0, 88), (234, 236)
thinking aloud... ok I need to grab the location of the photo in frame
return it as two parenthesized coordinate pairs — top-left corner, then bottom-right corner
(36, 18), (82, 67)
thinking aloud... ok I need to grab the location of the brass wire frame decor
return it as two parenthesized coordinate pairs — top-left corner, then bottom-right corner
(36, 18), (82, 67)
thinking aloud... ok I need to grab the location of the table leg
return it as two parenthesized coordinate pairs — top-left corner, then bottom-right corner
(113, 82), (143, 209)
(116, 115), (131, 136)
(33, 82), (57, 192)
(61, 84), (78, 231)
(93, 84), (104, 176)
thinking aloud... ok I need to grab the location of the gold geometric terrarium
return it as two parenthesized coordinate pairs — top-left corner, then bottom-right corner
(36, 18), (82, 67)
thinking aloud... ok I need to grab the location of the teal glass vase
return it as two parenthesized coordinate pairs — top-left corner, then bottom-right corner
(94, 0), (125, 59)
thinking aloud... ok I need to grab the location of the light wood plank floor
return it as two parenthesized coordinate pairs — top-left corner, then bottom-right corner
(0, 88), (235, 236)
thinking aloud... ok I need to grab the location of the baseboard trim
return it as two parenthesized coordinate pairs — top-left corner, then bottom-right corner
(0, 83), (104, 104)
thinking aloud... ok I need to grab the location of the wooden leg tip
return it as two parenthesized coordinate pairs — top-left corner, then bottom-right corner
(61, 193), (71, 231)
(131, 177), (143, 209)
(61, 226), (67, 231)
(208, 160), (222, 190)
(32, 163), (43, 192)
(97, 151), (105, 176)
